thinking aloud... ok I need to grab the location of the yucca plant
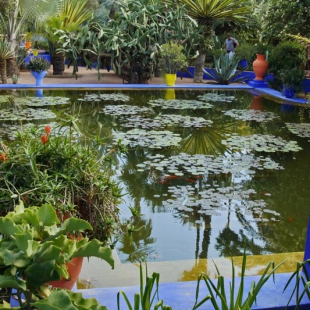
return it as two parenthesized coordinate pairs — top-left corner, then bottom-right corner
(117, 263), (172, 310)
(203, 53), (251, 85)
(192, 246), (285, 310)
(0, 39), (15, 84)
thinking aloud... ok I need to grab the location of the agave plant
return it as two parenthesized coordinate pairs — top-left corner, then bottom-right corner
(0, 39), (15, 84)
(203, 53), (251, 85)
(192, 245), (285, 310)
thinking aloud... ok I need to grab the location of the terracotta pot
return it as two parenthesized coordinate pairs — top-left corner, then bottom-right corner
(25, 41), (32, 49)
(253, 54), (268, 81)
(47, 257), (84, 290)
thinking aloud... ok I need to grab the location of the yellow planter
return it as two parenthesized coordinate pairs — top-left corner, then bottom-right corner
(165, 89), (175, 100)
(165, 73), (176, 86)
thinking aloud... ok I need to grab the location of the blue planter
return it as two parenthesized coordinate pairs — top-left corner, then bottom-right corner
(31, 71), (47, 86)
(282, 85), (296, 98)
(238, 59), (248, 69)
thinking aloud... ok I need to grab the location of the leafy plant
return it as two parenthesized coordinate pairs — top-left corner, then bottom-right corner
(0, 122), (124, 241)
(203, 53), (250, 84)
(284, 259), (310, 309)
(253, 42), (268, 55)
(0, 202), (114, 309)
(25, 57), (51, 72)
(280, 67), (306, 93)
(269, 41), (306, 72)
(159, 42), (188, 74)
(234, 42), (256, 70)
(192, 246), (285, 309)
(117, 263), (172, 310)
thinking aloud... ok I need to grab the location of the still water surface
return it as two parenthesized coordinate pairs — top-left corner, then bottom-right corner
(1, 89), (310, 265)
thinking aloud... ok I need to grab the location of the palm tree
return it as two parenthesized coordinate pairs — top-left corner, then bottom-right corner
(43, 0), (93, 75)
(177, 0), (252, 82)
(0, 39), (15, 84)
(0, 0), (63, 76)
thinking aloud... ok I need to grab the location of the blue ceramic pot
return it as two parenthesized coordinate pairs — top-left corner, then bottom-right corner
(31, 70), (47, 86)
(282, 85), (296, 98)
(238, 59), (248, 69)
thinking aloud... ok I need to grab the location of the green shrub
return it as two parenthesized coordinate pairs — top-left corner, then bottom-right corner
(268, 41), (306, 90)
(0, 123), (124, 241)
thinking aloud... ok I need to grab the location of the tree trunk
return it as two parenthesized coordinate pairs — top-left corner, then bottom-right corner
(193, 52), (206, 83)
(0, 58), (8, 84)
(6, 58), (19, 77)
(52, 52), (65, 75)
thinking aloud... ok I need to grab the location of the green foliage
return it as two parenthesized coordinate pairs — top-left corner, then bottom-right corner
(260, 0), (310, 45)
(280, 67), (306, 93)
(269, 41), (306, 72)
(34, 290), (108, 310)
(268, 40), (306, 90)
(253, 42), (268, 55)
(284, 259), (310, 309)
(25, 57), (51, 72)
(0, 123), (123, 241)
(0, 202), (113, 309)
(159, 42), (188, 74)
(58, 2), (198, 83)
(117, 263), (172, 310)
(0, 39), (14, 59)
(192, 246), (285, 309)
(203, 53), (250, 84)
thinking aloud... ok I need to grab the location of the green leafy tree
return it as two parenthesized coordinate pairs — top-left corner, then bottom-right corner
(176, 0), (252, 82)
(260, 0), (310, 45)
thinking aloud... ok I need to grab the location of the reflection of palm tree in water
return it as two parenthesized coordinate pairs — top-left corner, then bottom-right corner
(178, 120), (235, 156)
(117, 216), (157, 263)
(215, 208), (269, 257)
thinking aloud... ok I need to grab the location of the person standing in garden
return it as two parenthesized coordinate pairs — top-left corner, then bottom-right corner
(224, 33), (239, 54)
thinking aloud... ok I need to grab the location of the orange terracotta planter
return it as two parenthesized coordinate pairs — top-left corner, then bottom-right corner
(253, 54), (268, 81)
(47, 257), (84, 290)
(25, 41), (32, 49)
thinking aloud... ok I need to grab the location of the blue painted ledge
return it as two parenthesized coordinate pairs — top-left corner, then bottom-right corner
(76, 273), (309, 310)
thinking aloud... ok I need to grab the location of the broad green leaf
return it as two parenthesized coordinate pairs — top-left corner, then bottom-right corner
(0, 218), (20, 235)
(33, 242), (62, 262)
(72, 239), (114, 268)
(33, 290), (77, 310)
(0, 275), (26, 291)
(38, 204), (60, 226)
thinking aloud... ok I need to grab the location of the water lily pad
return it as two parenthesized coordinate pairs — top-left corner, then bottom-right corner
(0, 108), (56, 121)
(197, 93), (235, 103)
(148, 99), (213, 110)
(18, 96), (70, 106)
(136, 152), (283, 180)
(222, 134), (302, 153)
(102, 105), (155, 116)
(286, 123), (310, 139)
(161, 184), (278, 222)
(223, 109), (279, 122)
(114, 129), (181, 149)
(120, 114), (212, 129)
(79, 93), (130, 102)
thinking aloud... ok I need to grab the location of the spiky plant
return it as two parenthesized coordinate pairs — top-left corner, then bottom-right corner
(0, 39), (15, 84)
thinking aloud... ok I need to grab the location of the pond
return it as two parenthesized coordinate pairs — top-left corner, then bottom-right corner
(1, 88), (310, 266)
